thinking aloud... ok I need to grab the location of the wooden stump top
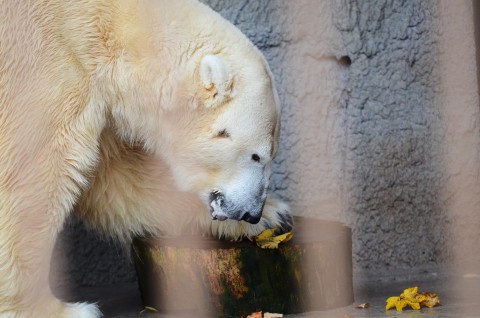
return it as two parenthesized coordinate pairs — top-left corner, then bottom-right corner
(135, 217), (350, 249)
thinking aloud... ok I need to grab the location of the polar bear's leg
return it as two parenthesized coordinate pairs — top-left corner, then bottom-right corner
(0, 142), (102, 317)
(61, 302), (102, 318)
(1, 301), (101, 318)
(0, 195), (102, 318)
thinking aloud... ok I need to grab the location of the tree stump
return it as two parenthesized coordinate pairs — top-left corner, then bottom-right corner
(133, 217), (353, 317)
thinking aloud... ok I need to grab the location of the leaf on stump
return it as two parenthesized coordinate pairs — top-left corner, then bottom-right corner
(254, 228), (294, 249)
(255, 228), (277, 241)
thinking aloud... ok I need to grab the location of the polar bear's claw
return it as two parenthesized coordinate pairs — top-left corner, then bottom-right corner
(275, 210), (294, 233)
(260, 196), (293, 232)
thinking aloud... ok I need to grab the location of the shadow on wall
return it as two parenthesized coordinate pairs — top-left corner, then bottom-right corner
(51, 216), (137, 293)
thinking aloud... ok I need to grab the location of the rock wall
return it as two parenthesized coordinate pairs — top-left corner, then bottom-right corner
(333, 0), (449, 278)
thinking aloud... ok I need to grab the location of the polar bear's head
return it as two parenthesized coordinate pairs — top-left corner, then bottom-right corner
(158, 54), (280, 224)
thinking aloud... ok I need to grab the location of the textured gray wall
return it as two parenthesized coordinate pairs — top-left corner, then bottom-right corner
(57, 0), (473, 288)
(332, 0), (449, 277)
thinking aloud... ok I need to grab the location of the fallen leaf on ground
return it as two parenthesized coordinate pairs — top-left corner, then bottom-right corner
(144, 306), (158, 312)
(419, 292), (441, 308)
(355, 303), (370, 309)
(386, 296), (408, 311)
(264, 313), (283, 318)
(385, 286), (440, 312)
(246, 311), (262, 318)
(254, 228), (294, 249)
(245, 312), (283, 318)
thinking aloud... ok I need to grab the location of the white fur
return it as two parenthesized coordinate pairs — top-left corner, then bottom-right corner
(0, 301), (101, 318)
(200, 55), (233, 108)
(63, 303), (102, 318)
(0, 0), (291, 316)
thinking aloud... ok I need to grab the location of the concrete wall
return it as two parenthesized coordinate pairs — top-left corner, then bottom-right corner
(57, 0), (480, 288)
(334, 0), (448, 278)
(439, 0), (480, 272)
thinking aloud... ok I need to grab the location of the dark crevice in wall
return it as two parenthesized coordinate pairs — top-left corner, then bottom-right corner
(338, 55), (352, 66)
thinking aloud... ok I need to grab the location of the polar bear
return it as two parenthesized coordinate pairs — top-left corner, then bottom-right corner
(0, 0), (292, 317)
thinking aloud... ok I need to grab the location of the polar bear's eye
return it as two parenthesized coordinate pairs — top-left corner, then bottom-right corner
(216, 129), (230, 138)
(251, 154), (260, 162)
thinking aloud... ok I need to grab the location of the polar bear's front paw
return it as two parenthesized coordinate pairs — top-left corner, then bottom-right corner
(256, 196), (294, 234)
(62, 302), (102, 318)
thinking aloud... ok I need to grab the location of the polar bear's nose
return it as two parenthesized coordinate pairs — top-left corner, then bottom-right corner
(241, 212), (261, 224)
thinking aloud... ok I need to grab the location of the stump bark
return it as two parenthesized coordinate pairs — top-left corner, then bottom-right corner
(133, 217), (353, 317)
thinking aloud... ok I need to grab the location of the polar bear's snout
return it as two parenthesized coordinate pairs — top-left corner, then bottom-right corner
(209, 191), (228, 221)
(239, 199), (266, 224)
(209, 185), (266, 224)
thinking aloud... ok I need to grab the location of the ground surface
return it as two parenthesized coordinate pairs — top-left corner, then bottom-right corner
(69, 272), (480, 318)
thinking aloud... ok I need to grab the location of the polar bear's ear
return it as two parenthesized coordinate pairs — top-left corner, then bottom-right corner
(200, 55), (233, 108)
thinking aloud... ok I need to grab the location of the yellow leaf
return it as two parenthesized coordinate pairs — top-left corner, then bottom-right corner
(386, 296), (405, 311)
(395, 299), (408, 311)
(408, 302), (421, 310)
(255, 228), (278, 241)
(400, 286), (419, 300)
(278, 231), (294, 243)
(386, 287), (440, 312)
(386, 296), (398, 310)
(414, 293), (427, 303)
(256, 239), (281, 249)
(419, 292), (441, 308)
(254, 229), (294, 249)
(144, 306), (158, 312)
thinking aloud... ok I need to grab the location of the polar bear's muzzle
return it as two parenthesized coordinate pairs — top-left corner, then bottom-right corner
(209, 188), (266, 224)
